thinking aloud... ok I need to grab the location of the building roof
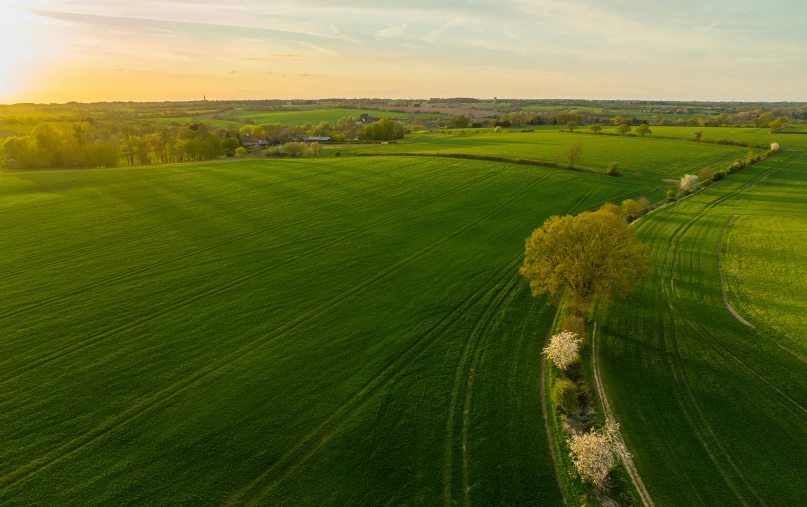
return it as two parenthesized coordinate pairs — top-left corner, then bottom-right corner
(303, 136), (332, 142)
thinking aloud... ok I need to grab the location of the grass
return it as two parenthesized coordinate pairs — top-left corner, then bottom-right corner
(350, 130), (764, 181)
(0, 156), (660, 505)
(596, 153), (807, 506)
(599, 125), (807, 150)
(141, 108), (449, 129)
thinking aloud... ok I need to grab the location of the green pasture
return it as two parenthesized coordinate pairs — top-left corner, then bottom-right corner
(234, 108), (449, 124)
(350, 130), (763, 181)
(0, 156), (660, 505)
(597, 153), (807, 506)
(599, 125), (807, 150)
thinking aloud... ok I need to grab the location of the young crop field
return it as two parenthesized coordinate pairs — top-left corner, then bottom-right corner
(599, 125), (807, 151)
(597, 153), (807, 506)
(0, 156), (661, 505)
(233, 108), (449, 124)
(352, 131), (763, 181)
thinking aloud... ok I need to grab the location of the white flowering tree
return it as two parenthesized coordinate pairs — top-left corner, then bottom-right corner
(544, 330), (582, 371)
(567, 421), (626, 488)
(680, 174), (699, 193)
(771, 142), (780, 151)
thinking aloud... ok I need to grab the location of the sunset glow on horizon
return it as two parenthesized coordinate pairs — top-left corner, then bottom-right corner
(3, 0), (807, 104)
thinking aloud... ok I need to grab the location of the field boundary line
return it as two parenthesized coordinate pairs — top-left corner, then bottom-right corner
(591, 322), (654, 507)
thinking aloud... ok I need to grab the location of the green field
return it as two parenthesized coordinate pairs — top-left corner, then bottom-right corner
(598, 125), (807, 150)
(146, 108), (451, 129)
(0, 157), (662, 505)
(597, 154), (807, 505)
(351, 131), (763, 181)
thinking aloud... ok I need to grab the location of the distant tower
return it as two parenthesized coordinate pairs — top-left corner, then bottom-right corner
(204, 95), (207, 102)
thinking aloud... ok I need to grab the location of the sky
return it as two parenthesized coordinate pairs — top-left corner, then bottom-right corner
(2, 0), (806, 103)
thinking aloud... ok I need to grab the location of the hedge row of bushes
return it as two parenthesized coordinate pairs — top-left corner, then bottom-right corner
(710, 149), (775, 182)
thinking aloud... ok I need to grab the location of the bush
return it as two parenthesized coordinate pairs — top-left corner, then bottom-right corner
(606, 162), (621, 177)
(552, 380), (579, 415)
(666, 189), (677, 201)
(544, 331), (583, 370)
(680, 174), (699, 193)
(568, 421), (625, 489)
(334, 151), (341, 157)
(728, 161), (745, 174)
(712, 170), (727, 181)
(621, 199), (642, 220)
(700, 167), (713, 181)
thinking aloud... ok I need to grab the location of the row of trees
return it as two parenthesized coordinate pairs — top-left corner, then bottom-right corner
(525, 204), (649, 495)
(1, 115), (406, 169)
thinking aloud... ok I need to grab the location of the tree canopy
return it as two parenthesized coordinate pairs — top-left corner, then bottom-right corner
(520, 205), (649, 317)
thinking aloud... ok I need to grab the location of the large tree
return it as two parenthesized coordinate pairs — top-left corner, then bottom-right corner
(520, 205), (649, 317)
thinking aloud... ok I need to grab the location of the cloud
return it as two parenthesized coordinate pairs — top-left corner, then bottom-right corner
(227, 70), (236, 74)
(375, 24), (406, 38)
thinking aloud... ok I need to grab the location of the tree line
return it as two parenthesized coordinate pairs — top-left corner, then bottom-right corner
(0, 116), (405, 170)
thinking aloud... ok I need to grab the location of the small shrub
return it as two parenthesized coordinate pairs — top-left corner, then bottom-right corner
(552, 380), (579, 415)
(666, 189), (677, 201)
(700, 167), (713, 181)
(637, 196), (650, 212)
(334, 151), (341, 157)
(606, 162), (621, 177)
(621, 199), (642, 220)
(712, 170), (727, 181)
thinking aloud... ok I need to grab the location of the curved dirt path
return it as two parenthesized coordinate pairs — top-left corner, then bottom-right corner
(591, 322), (655, 507)
(716, 216), (755, 328)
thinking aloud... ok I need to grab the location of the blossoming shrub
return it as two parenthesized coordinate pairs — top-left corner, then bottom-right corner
(567, 421), (626, 488)
(544, 331), (582, 371)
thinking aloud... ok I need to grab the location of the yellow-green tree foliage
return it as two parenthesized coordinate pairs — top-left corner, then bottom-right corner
(520, 205), (649, 317)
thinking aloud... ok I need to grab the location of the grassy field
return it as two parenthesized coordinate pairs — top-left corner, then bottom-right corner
(598, 125), (807, 150)
(145, 108), (451, 129)
(351, 130), (764, 181)
(0, 156), (661, 505)
(597, 153), (807, 505)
